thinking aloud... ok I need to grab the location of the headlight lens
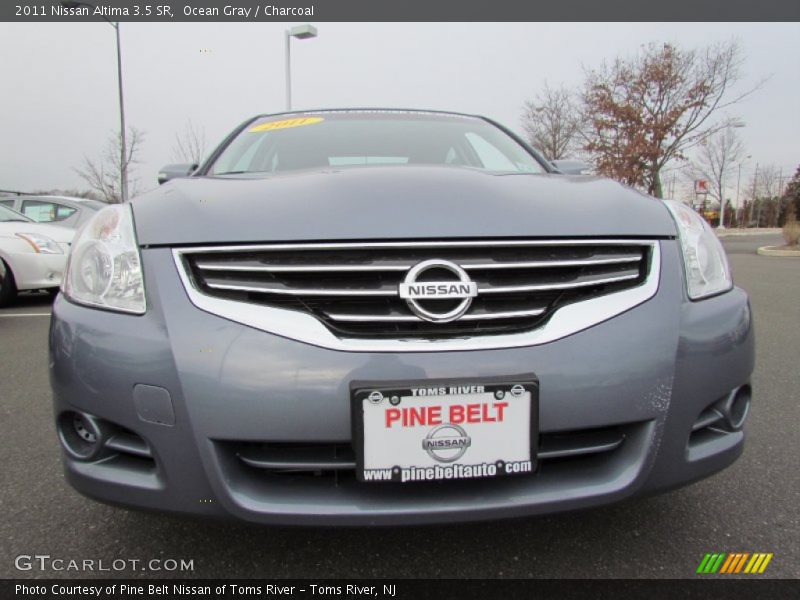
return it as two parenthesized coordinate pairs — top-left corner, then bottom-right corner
(663, 200), (732, 300)
(16, 233), (63, 254)
(64, 204), (146, 314)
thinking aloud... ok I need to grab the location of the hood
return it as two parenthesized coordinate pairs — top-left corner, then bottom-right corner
(0, 221), (74, 244)
(131, 166), (677, 246)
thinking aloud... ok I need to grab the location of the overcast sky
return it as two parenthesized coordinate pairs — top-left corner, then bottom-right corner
(0, 22), (798, 199)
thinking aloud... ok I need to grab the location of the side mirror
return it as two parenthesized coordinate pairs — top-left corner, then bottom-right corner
(551, 159), (591, 176)
(157, 163), (198, 185)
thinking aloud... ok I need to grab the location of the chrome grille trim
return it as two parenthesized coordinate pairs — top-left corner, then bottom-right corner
(466, 255), (641, 269)
(227, 424), (630, 476)
(204, 271), (640, 297)
(198, 262), (412, 273)
(240, 455), (356, 471)
(326, 307), (548, 323)
(194, 253), (643, 273)
(172, 240), (661, 352)
(478, 271), (640, 294)
(180, 239), (655, 251)
(104, 433), (153, 459)
(205, 281), (398, 296)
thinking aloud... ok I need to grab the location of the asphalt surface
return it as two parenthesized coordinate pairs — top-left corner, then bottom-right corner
(1, 234), (798, 579)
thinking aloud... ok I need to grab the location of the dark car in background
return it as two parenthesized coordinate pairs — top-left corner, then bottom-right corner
(49, 109), (754, 525)
(0, 195), (104, 229)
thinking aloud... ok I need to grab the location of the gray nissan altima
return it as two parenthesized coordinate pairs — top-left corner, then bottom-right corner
(49, 109), (754, 525)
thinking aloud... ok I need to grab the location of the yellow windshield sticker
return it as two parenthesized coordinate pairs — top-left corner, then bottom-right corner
(249, 117), (324, 132)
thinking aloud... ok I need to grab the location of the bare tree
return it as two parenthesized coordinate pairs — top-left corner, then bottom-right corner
(755, 164), (782, 227)
(521, 83), (583, 161)
(31, 188), (102, 200)
(75, 127), (145, 204)
(757, 164), (781, 198)
(782, 164), (800, 227)
(582, 40), (760, 197)
(744, 164), (781, 227)
(172, 120), (207, 165)
(687, 127), (746, 224)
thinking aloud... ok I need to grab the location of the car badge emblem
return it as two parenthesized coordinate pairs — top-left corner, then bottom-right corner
(398, 259), (478, 323)
(421, 423), (472, 463)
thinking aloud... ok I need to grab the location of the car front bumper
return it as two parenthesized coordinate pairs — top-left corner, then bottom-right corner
(49, 241), (755, 525)
(7, 250), (66, 290)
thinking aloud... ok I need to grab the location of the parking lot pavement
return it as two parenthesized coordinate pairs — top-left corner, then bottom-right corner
(721, 233), (785, 255)
(0, 292), (53, 315)
(1, 234), (798, 579)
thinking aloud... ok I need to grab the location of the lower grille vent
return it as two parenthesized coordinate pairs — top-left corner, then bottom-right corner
(225, 424), (628, 480)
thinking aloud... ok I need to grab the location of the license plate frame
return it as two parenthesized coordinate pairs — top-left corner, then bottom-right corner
(351, 375), (538, 484)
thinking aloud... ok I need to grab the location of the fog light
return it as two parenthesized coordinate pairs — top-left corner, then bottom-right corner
(57, 411), (108, 460)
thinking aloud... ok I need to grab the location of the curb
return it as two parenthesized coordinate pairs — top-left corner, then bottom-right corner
(715, 228), (781, 238)
(757, 246), (800, 257)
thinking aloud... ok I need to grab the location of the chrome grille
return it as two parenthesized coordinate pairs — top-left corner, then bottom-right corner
(223, 424), (629, 478)
(176, 240), (654, 340)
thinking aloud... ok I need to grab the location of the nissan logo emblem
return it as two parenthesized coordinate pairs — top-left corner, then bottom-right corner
(398, 259), (478, 323)
(421, 423), (472, 462)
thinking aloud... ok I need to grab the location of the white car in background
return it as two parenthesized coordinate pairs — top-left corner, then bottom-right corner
(0, 203), (74, 306)
(0, 195), (105, 229)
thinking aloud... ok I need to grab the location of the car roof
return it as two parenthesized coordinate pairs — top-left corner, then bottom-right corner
(17, 195), (97, 203)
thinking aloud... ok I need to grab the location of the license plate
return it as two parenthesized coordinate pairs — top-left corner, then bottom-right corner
(352, 376), (538, 483)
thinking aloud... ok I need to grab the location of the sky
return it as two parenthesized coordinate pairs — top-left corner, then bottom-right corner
(0, 22), (798, 201)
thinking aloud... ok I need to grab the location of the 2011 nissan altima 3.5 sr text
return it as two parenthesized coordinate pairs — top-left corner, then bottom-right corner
(49, 109), (754, 525)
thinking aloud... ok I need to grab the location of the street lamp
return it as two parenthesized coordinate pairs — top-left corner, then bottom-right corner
(735, 155), (752, 229)
(718, 121), (747, 229)
(752, 162), (761, 228)
(61, 1), (129, 203)
(284, 24), (318, 111)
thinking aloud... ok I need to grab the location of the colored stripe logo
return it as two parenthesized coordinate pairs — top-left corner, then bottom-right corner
(696, 553), (773, 574)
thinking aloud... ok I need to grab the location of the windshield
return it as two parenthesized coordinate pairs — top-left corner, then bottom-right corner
(209, 111), (546, 176)
(0, 203), (33, 222)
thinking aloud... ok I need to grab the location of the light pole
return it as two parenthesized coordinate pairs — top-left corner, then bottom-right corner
(284, 24), (318, 111)
(752, 162), (761, 228)
(717, 121), (747, 229)
(62, 1), (129, 202)
(735, 155), (751, 229)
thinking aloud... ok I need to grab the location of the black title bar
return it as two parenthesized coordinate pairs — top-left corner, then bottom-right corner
(4, 0), (800, 22)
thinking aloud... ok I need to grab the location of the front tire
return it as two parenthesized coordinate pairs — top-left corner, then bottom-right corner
(0, 260), (18, 307)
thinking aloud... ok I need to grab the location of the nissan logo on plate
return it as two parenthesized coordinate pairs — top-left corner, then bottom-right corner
(398, 259), (478, 323)
(422, 423), (472, 462)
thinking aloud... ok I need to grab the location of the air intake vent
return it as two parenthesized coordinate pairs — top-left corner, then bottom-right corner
(177, 240), (654, 340)
(224, 425), (628, 479)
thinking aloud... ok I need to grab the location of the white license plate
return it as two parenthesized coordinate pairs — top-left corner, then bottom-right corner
(352, 378), (538, 483)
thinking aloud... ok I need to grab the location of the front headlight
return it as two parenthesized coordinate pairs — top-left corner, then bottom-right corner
(64, 204), (146, 314)
(16, 233), (63, 255)
(663, 200), (732, 300)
